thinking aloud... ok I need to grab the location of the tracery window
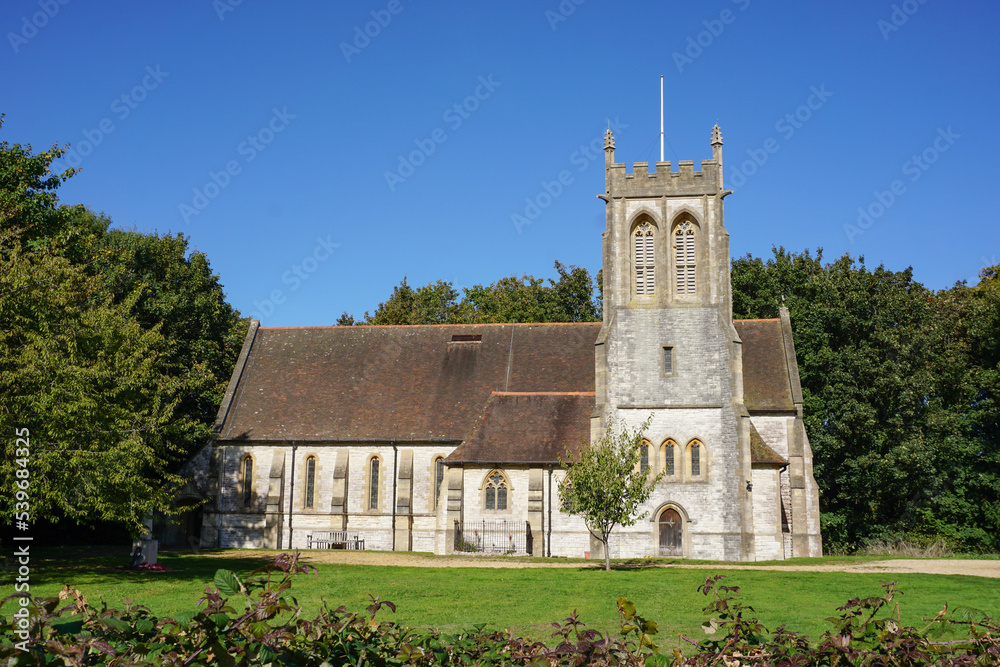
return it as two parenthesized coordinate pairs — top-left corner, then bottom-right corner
(484, 470), (509, 511)
(634, 222), (655, 295)
(674, 221), (696, 294)
(305, 456), (316, 509)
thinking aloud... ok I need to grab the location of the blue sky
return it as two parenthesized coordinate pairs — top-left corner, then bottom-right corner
(3, 0), (998, 325)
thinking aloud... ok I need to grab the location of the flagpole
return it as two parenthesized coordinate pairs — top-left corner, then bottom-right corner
(660, 75), (664, 162)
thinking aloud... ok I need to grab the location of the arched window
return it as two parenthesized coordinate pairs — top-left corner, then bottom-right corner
(434, 457), (446, 509)
(674, 221), (696, 294)
(484, 470), (509, 511)
(689, 440), (704, 478)
(369, 458), (380, 510)
(241, 455), (254, 509)
(640, 440), (651, 474)
(662, 440), (677, 477)
(305, 456), (316, 509)
(634, 222), (655, 295)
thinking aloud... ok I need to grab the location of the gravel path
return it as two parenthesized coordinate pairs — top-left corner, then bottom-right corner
(201, 550), (1000, 578)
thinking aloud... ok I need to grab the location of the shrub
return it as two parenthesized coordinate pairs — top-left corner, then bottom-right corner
(2, 552), (998, 665)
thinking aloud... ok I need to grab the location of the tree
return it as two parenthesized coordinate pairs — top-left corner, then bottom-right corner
(558, 417), (662, 570)
(0, 124), (245, 534)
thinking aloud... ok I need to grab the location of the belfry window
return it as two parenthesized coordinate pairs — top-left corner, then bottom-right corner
(484, 471), (509, 511)
(634, 222), (655, 295)
(675, 222), (696, 294)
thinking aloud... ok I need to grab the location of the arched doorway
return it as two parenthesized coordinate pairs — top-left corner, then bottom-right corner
(658, 507), (682, 556)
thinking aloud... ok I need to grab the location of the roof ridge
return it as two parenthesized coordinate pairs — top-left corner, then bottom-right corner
(734, 318), (781, 323)
(259, 322), (603, 330)
(491, 391), (596, 396)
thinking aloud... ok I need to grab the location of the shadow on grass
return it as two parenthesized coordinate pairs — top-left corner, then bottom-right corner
(24, 545), (279, 587)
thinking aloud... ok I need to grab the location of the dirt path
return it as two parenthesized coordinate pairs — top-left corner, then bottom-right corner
(203, 550), (1000, 578)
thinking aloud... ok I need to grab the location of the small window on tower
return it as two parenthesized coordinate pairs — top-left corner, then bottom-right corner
(663, 346), (674, 375)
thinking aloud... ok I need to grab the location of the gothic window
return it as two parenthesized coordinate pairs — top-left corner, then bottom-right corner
(434, 457), (445, 509)
(662, 440), (677, 477)
(305, 456), (316, 509)
(640, 440), (651, 474)
(369, 457), (380, 510)
(240, 455), (254, 509)
(663, 346), (674, 375)
(689, 440), (704, 478)
(634, 222), (655, 295)
(674, 221), (696, 294)
(484, 470), (509, 511)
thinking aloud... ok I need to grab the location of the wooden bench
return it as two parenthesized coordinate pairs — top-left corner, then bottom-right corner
(307, 531), (364, 550)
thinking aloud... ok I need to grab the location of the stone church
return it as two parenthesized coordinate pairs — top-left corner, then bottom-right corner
(170, 126), (823, 561)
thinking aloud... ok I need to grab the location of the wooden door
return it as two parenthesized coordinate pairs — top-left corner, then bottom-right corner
(658, 508), (682, 556)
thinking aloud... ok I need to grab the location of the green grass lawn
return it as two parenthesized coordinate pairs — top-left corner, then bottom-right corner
(7, 547), (1000, 649)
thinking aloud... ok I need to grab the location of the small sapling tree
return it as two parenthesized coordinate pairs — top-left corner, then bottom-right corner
(558, 416), (662, 571)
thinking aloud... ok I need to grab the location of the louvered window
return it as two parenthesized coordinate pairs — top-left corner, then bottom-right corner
(675, 222), (696, 294)
(634, 222), (655, 295)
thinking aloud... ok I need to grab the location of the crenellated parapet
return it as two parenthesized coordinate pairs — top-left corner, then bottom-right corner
(603, 125), (725, 198)
(607, 159), (721, 197)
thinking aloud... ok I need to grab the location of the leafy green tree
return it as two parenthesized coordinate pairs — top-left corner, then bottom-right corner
(363, 277), (462, 325)
(0, 125), (244, 534)
(89, 226), (248, 457)
(558, 417), (662, 570)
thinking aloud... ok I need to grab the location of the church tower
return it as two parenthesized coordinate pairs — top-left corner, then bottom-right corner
(594, 126), (757, 561)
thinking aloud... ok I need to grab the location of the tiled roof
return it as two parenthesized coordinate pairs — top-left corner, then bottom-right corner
(734, 319), (795, 411)
(216, 323), (600, 442)
(215, 317), (799, 447)
(446, 392), (594, 465)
